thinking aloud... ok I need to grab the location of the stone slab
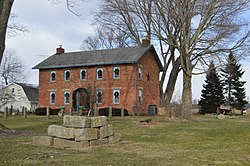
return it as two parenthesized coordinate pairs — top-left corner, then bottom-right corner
(108, 133), (121, 144)
(99, 124), (113, 139)
(89, 139), (108, 146)
(32, 136), (53, 147)
(48, 125), (75, 139)
(63, 115), (91, 128)
(53, 138), (83, 148)
(91, 116), (107, 128)
(75, 128), (99, 141)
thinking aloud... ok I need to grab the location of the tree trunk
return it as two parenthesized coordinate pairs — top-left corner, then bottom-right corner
(0, 0), (14, 63)
(162, 57), (181, 105)
(182, 71), (192, 119)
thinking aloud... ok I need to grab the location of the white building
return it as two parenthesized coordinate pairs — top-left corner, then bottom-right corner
(0, 82), (38, 113)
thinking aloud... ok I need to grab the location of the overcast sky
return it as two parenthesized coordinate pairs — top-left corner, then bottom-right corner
(5, 0), (250, 100)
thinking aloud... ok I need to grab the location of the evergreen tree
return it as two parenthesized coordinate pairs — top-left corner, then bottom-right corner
(199, 62), (224, 114)
(221, 52), (248, 110)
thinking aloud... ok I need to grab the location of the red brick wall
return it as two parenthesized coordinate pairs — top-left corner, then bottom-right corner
(38, 49), (161, 115)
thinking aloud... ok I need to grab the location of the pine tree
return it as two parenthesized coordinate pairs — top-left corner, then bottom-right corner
(221, 52), (248, 110)
(199, 62), (224, 114)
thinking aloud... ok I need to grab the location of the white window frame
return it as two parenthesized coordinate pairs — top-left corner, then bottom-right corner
(64, 70), (70, 81)
(113, 89), (120, 104)
(96, 68), (103, 80)
(64, 91), (70, 104)
(96, 90), (103, 105)
(50, 92), (56, 105)
(139, 89), (143, 104)
(138, 67), (142, 79)
(50, 71), (56, 82)
(80, 69), (87, 80)
(113, 66), (120, 79)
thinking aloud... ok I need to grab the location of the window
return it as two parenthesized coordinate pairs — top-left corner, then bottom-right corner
(50, 92), (56, 104)
(96, 68), (103, 80)
(65, 70), (70, 81)
(12, 88), (15, 94)
(50, 71), (56, 82)
(139, 89), (143, 104)
(138, 67), (142, 79)
(113, 67), (120, 79)
(64, 91), (70, 104)
(113, 89), (120, 104)
(96, 91), (103, 105)
(80, 69), (86, 80)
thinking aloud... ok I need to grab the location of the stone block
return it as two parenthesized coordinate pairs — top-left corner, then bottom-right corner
(91, 116), (107, 128)
(89, 139), (108, 146)
(108, 133), (121, 144)
(75, 128), (98, 141)
(63, 115), (91, 128)
(53, 138), (82, 148)
(82, 140), (90, 148)
(48, 125), (75, 139)
(99, 124), (114, 139)
(32, 136), (53, 147)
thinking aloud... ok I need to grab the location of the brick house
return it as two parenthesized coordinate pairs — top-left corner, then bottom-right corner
(33, 40), (163, 115)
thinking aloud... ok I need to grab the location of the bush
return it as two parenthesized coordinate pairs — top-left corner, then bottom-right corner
(35, 107), (60, 115)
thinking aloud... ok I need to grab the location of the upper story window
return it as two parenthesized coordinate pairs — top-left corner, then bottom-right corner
(138, 67), (142, 79)
(80, 69), (86, 80)
(12, 88), (15, 94)
(113, 89), (120, 104)
(50, 71), (56, 82)
(65, 70), (70, 81)
(96, 91), (103, 105)
(139, 89), (143, 104)
(113, 67), (120, 79)
(50, 92), (56, 104)
(64, 91), (70, 104)
(96, 68), (103, 80)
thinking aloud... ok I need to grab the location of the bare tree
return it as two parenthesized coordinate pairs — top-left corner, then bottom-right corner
(0, 49), (27, 86)
(90, 0), (250, 119)
(81, 27), (131, 50)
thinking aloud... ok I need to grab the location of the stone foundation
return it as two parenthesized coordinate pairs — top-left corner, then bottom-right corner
(32, 116), (121, 149)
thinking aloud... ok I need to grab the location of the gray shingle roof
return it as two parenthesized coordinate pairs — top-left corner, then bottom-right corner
(33, 45), (163, 71)
(15, 83), (38, 102)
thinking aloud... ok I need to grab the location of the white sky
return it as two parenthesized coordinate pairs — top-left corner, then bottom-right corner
(5, 0), (250, 101)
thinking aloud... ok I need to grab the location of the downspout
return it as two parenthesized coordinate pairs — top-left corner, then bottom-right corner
(133, 62), (137, 115)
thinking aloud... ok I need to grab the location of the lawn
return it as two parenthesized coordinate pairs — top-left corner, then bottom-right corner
(0, 115), (250, 166)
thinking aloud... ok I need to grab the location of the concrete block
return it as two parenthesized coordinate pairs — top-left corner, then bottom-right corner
(32, 136), (53, 147)
(91, 116), (107, 128)
(99, 124), (113, 139)
(75, 128), (99, 141)
(89, 139), (108, 146)
(108, 133), (121, 144)
(53, 138), (82, 148)
(48, 125), (75, 139)
(63, 115), (91, 128)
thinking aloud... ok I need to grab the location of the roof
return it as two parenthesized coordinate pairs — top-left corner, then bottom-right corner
(15, 83), (38, 102)
(33, 45), (163, 71)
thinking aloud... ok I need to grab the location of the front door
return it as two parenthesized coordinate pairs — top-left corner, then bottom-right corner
(73, 88), (89, 112)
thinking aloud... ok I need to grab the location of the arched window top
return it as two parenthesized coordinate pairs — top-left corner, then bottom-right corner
(50, 71), (56, 82)
(80, 69), (86, 80)
(65, 70), (70, 81)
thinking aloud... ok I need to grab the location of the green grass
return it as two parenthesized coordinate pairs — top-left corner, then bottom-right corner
(0, 115), (250, 166)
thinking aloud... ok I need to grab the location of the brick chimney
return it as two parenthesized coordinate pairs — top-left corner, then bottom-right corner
(56, 45), (65, 54)
(142, 38), (150, 47)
